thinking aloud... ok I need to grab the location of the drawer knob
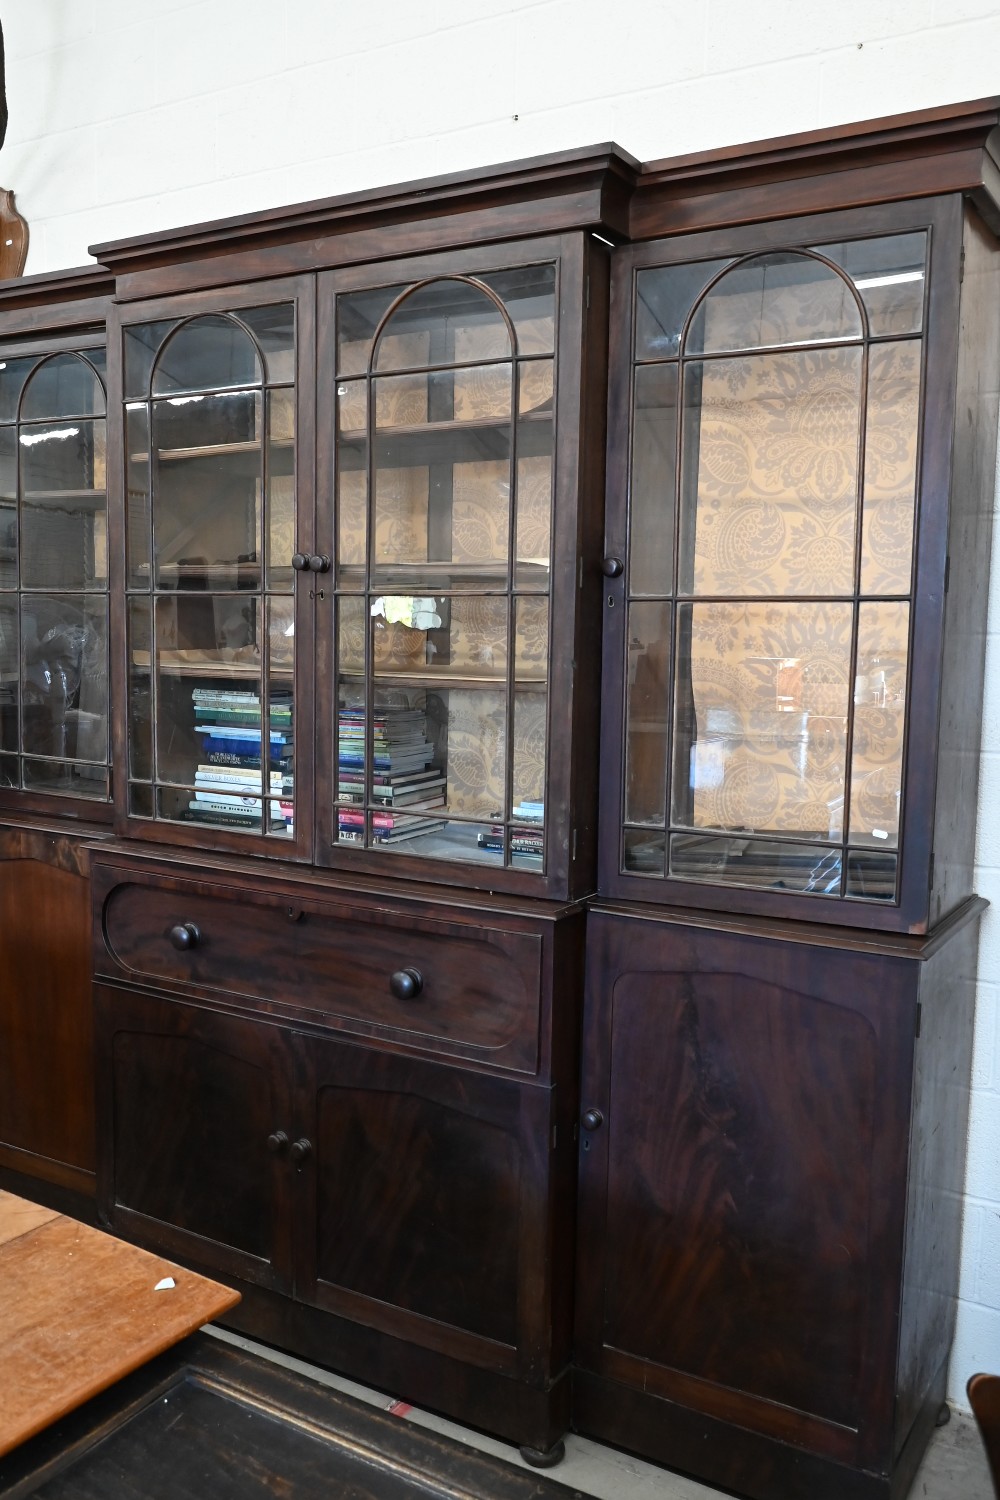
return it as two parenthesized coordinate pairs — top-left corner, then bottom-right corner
(289, 1137), (313, 1165)
(389, 967), (423, 1001)
(168, 922), (200, 951)
(582, 1108), (604, 1132)
(266, 1131), (289, 1155)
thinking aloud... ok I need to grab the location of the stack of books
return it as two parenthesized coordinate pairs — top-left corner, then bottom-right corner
(477, 801), (545, 864)
(189, 686), (294, 832)
(337, 705), (445, 844)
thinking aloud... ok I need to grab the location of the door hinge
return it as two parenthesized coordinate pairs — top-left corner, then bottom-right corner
(960, 247), (966, 283)
(915, 1003), (922, 1039)
(944, 555), (951, 594)
(929, 852), (935, 889)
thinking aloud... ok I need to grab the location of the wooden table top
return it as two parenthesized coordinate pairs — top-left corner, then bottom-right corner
(0, 1191), (240, 1457)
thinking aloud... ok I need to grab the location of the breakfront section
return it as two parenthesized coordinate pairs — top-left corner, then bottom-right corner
(0, 268), (115, 1207)
(599, 196), (1000, 931)
(109, 278), (315, 858)
(318, 235), (605, 899)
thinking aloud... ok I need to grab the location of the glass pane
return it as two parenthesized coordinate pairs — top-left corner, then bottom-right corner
(337, 595), (367, 677)
(20, 419), (107, 590)
(0, 358), (39, 422)
(630, 363), (677, 596)
(239, 305), (295, 384)
(686, 253), (863, 354)
(337, 285), (408, 377)
(0, 427), (16, 590)
(372, 370), (427, 429)
(849, 602), (908, 849)
(129, 782), (154, 817)
(512, 688), (546, 862)
(128, 596), (153, 780)
(815, 232), (927, 337)
(519, 359), (553, 419)
(860, 341), (921, 595)
(152, 315), (262, 395)
(624, 827), (665, 876)
(23, 757), (108, 798)
(267, 389), (296, 591)
(679, 348), (862, 596)
(670, 832), (845, 894)
(846, 849), (897, 899)
(453, 363), (512, 424)
(265, 597), (295, 840)
(126, 404), (151, 589)
(0, 597), (17, 751)
(152, 391), (262, 590)
(337, 382), (367, 574)
(20, 354), (105, 420)
(635, 259), (732, 360)
(433, 686), (505, 819)
(124, 320), (178, 399)
(515, 449), (551, 591)
(625, 600), (671, 827)
(480, 264), (556, 355)
(0, 753), (17, 788)
(21, 594), (107, 766)
(514, 595), (548, 682)
(374, 280), (510, 372)
(672, 601), (852, 842)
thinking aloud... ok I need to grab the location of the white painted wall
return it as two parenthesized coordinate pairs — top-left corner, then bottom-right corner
(2, 0), (997, 1409)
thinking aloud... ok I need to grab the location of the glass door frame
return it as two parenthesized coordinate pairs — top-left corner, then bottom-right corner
(598, 196), (965, 932)
(316, 233), (594, 900)
(107, 274), (317, 862)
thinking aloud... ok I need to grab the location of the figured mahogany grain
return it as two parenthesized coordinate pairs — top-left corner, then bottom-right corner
(0, 1192), (240, 1456)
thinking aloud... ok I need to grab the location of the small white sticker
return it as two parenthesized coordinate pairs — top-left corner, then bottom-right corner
(872, 829), (889, 841)
(153, 1277), (176, 1291)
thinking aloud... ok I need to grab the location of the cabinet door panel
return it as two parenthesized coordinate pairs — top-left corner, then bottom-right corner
(300, 1037), (550, 1371)
(95, 985), (294, 1292)
(576, 913), (913, 1460)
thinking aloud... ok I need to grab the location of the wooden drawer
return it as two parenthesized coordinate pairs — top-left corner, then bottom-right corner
(97, 873), (543, 1073)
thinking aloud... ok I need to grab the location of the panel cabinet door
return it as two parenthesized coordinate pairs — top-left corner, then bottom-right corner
(575, 911), (916, 1473)
(95, 984), (296, 1294)
(296, 1033), (556, 1382)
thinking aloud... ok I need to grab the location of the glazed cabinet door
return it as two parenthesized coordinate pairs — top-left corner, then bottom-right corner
(110, 278), (315, 859)
(598, 198), (979, 931)
(575, 910), (916, 1479)
(95, 984), (297, 1294)
(316, 235), (605, 900)
(297, 1032), (557, 1383)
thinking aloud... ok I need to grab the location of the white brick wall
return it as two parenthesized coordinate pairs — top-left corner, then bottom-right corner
(3, 0), (998, 1409)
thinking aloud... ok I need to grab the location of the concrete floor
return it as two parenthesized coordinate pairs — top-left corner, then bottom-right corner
(208, 1327), (993, 1499)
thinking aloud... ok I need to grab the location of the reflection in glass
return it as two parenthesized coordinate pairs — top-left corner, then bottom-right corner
(849, 602), (908, 848)
(635, 259), (732, 360)
(815, 232), (927, 337)
(0, 426), (16, 591)
(373, 280), (510, 371)
(0, 597), (17, 756)
(124, 320), (178, 398)
(152, 391), (262, 591)
(240, 305), (296, 385)
(129, 783), (154, 818)
(670, 832), (846, 894)
(266, 388), (296, 591)
(20, 420), (108, 590)
(337, 285), (410, 376)
(624, 826), (665, 876)
(479, 265), (556, 354)
(0, 358), (38, 423)
(514, 596), (547, 682)
(512, 686), (546, 844)
(672, 601), (852, 840)
(21, 354), (104, 420)
(679, 348), (862, 596)
(846, 849), (897, 899)
(20, 593), (107, 771)
(24, 758), (108, 798)
(128, 597), (153, 780)
(861, 341), (920, 595)
(625, 600), (671, 827)
(630, 363), (677, 596)
(126, 404), (151, 588)
(152, 315), (261, 395)
(514, 450), (551, 590)
(686, 252), (863, 354)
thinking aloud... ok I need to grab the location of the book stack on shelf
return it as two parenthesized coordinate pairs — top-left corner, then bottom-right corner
(477, 802), (545, 865)
(189, 686), (294, 833)
(338, 704), (446, 844)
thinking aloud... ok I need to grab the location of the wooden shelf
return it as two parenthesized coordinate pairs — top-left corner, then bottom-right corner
(23, 489), (105, 508)
(339, 665), (547, 690)
(338, 410), (552, 471)
(132, 648), (293, 681)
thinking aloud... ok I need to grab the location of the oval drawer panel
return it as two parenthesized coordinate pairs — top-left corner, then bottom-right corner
(100, 878), (542, 1073)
